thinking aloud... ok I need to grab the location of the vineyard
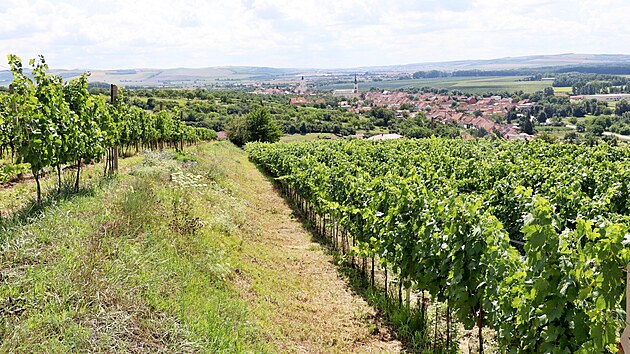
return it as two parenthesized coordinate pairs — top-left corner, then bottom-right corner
(0, 55), (215, 202)
(247, 138), (630, 352)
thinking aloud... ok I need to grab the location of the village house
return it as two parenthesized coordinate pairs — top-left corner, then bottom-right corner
(367, 133), (403, 141)
(290, 97), (309, 105)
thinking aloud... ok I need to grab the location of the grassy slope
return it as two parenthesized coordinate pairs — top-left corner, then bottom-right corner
(0, 142), (399, 353)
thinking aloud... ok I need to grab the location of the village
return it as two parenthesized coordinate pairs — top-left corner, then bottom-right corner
(254, 78), (536, 140)
(353, 91), (533, 140)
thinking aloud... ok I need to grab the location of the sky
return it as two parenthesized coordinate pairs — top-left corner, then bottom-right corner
(0, 0), (629, 70)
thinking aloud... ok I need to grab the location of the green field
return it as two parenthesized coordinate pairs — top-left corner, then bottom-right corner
(536, 125), (576, 139)
(561, 115), (592, 125)
(280, 133), (340, 143)
(536, 125), (574, 132)
(553, 86), (573, 94)
(320, 76), (554, 94)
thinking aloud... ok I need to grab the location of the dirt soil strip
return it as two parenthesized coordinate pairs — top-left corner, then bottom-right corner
(227, 153), (402, 354)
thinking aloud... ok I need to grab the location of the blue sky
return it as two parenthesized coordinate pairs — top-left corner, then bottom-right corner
(0, 0), (628, 70)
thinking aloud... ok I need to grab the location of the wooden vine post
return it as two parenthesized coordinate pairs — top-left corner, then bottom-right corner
(180, 110), (185, 151)
(9, 84), (16, 112)
(406, 280), (411, 309)
(8, 84), (20, 175)
(371, 256), (375, 288)
(478, 305), (484, 354)
(384, 265), (388, 301)
(110, 84), (119, 173)
(620, 263), (630, 353)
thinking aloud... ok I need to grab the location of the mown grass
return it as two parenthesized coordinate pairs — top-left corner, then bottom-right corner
(220, 145), (406, 353)
(0, 143), (269, 353)
(333, 260), (457, 353)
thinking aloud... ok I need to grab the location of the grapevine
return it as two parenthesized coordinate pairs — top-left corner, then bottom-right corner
(248, 138), (630, 352)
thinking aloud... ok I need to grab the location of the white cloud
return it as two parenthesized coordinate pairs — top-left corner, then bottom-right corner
(0, 0), (628, 69)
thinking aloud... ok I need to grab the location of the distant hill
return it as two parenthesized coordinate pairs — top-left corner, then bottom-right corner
(0, 66), (300, 88)
(60, 66), (298, 88)
(1, 53), (630, 88)
(352, 53), (630, 72)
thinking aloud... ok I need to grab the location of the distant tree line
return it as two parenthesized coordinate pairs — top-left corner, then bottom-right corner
(121, 89), (360, 134)
(412, 70), (449, 79)
(552, 73), (630, 94)
(409, 65), (630, 81)
(553, 65), (630, 75)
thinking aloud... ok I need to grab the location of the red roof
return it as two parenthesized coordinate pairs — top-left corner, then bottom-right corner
(290, 97), (309, 105)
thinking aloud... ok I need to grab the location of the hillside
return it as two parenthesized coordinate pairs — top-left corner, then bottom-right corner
(0, 142), (400, 353)
(357, 53), (630, 72)
(0, 66), (299, 88)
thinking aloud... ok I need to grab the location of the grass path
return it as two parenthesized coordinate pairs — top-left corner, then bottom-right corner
(219, 144), (402, 353)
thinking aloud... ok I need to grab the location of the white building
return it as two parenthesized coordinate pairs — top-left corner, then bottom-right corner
(333, 74), (360, 97)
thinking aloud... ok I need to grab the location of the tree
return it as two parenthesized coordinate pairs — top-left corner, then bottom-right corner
(506, 108), (518, 123)
(299, 121), (308, 135)
(571, 103), (586, 117)
(399, 103), (415, 112)
(543, 86), (555, 97)
(586, 115), (611, 136)
(520, 114), (534, 135)
(616, 99), (630, 116)
(563, 131), (578, 143)
(576, 123), (586, 132)
(227, 108), (281, 147)
(474, 127), (488, 137)
(245, 107), (282, 144)
(226, 116), (248, 147)
(535, 132), (557, 143)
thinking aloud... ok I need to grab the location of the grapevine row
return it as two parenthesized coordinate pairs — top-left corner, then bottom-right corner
(247, 138), (630, 353)
(0, 55), (216, 202)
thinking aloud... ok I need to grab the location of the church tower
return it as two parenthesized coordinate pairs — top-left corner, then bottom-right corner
(295, 75), (306, 94)
(353, 74), (358, 94)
